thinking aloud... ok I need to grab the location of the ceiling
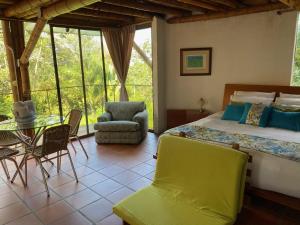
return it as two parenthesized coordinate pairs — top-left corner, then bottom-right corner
(0, 0), (290, 29)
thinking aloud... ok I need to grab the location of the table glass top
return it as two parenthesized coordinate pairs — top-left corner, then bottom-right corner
(0, 115), (63, 131)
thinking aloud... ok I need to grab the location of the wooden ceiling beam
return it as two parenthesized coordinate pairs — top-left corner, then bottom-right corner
(49, 16), (120, 29)
(4, 0), (55, 17)
(70, 8), (135, 23)
(168, 2), (287, 23)
(145, 0), (207, 12)
(278, 0), (296, 7)
(102, 0), (190, 16)
(177, 0), (224, 11)
(278, 0), (300, 9)
(207, 0), (239, 8)
(86, 2), (158, 18)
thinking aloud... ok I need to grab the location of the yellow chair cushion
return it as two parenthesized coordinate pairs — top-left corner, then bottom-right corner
(114, 185), (233, 225)
(114, 135), (248, 225)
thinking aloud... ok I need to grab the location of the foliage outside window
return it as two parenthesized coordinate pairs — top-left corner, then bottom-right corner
(293, 18), (300, 86)
(0, 27), (13, 116)
(22, 23), (153, 133)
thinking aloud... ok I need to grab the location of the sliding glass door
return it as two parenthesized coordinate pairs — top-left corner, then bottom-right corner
(25, 22), (153, 136)
(80, 30), (106, 133)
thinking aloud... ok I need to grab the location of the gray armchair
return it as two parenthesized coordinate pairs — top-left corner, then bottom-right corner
(94, 101), (148, 144)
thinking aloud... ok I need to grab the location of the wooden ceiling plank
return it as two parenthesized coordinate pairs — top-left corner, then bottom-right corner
(207, 0), (239, 8)
(102, 0), (190, 16)
(168, 2), (287, 23)
(177, 0), (223, 11)
(86, 2), (157, 18)
(4, 0), (55, 17)
(278, 0), (296, 7)
(145, 0), (207, 12)
(49, 16), (120, 29)
(70, 8), (134, 23)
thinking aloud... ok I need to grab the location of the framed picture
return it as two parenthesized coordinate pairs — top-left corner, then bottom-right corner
(180, 48), (212, 76)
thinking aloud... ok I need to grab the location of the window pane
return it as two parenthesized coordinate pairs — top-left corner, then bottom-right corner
(126, 28), (153, 129)
(0, 24), (13, 116)
(53, 27), (87, 135)
(81, 30), (106, 133)
(293, 18), (300, 86)
(103, 36), (120, 101)
(25, 23), (59, 116)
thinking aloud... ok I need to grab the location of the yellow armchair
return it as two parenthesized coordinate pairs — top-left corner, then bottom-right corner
(114, 135), (248, 225)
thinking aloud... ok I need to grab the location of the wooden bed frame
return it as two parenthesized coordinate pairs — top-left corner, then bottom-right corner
(223, 83), (300, 212)
(223, 83), (300, 109)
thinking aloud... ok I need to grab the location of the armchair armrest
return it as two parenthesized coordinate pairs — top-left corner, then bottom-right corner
(133, 110), (148, 138)
(97, 112), (112, 122)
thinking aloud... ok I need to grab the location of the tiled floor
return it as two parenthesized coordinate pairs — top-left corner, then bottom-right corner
(0, 133), (158, 225)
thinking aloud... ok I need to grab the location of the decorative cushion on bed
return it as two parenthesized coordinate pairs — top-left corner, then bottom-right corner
(268, 109), (300, 131)
(272, 103), (300, 112)
(239, 103), (271, 127)
(230, 95), (273, 106)
(222, 104), (245, 121)
(275, 97), (300, 106)
(280, 93), (300, 98)
(234, 91), (276, 98)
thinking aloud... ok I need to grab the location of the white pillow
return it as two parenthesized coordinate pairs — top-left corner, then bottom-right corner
(234, 91), (276, 98)
(280, 93), (300, 99)
(275, 97), (300, 106)
(230, 95), (273, 105)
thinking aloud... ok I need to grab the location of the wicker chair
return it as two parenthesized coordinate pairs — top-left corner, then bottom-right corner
(66, 109), (88, 159)
(0, 114), (30, 179)
(24, 124), (78, 196)
(0, 147), (25, 186)
(0, 114), (30, 147)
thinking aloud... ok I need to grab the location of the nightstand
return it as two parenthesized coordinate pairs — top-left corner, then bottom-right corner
(167, 109), (210, 129)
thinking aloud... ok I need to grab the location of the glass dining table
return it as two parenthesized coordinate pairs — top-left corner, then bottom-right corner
(0, 115), (64, 185)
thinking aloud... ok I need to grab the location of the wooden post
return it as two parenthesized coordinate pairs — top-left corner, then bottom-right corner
(19, 18), (47, 100)
(1, 20), (21, 102)
(5, 0), (100, 101)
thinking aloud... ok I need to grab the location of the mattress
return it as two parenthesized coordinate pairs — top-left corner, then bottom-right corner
(167, 112), (300, 199)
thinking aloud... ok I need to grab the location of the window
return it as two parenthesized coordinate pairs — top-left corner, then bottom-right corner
(81, 30), (106, 133)
(2, 23), (154, 134)
(25, 23), (59, 116)
(127, 28), (153, 129)
(293, 17), (300, 86)
(0, 24), (13, 116)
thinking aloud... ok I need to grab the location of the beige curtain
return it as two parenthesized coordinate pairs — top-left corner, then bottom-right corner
(102, 25), (135, 101)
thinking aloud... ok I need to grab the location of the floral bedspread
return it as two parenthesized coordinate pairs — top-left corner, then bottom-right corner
(165, 125), (300, 162)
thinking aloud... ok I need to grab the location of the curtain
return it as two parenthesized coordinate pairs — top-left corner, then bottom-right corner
(102, 25), (135, 101)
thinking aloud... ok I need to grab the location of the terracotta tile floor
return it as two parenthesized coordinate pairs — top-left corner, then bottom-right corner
(0, 133), (158, 225)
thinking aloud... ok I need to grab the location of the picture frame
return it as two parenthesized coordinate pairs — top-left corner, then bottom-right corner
(180, 47), (212, 76)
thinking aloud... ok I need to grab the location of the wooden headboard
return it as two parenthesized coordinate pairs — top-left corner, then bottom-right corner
(223, 84), (300, 109)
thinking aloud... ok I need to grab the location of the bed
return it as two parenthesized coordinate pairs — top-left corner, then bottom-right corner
(164, 84), (300, 209)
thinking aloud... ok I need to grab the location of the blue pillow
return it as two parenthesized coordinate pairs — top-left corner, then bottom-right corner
(268, 109), (300, 131)
(259, 106), (272, 127)
(239, 103), (272, 127)
(239, 103), (252, 124)
(222, 104), (245, 121)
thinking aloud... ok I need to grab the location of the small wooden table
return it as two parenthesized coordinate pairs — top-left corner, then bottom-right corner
(167, 109), (210, 129)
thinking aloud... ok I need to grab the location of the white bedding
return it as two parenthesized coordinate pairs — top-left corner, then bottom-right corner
(190, 112), (300, 198)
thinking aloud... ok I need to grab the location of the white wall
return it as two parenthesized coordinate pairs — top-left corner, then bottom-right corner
(164, 11), (298, 114)
(152, 18), (167, 134)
